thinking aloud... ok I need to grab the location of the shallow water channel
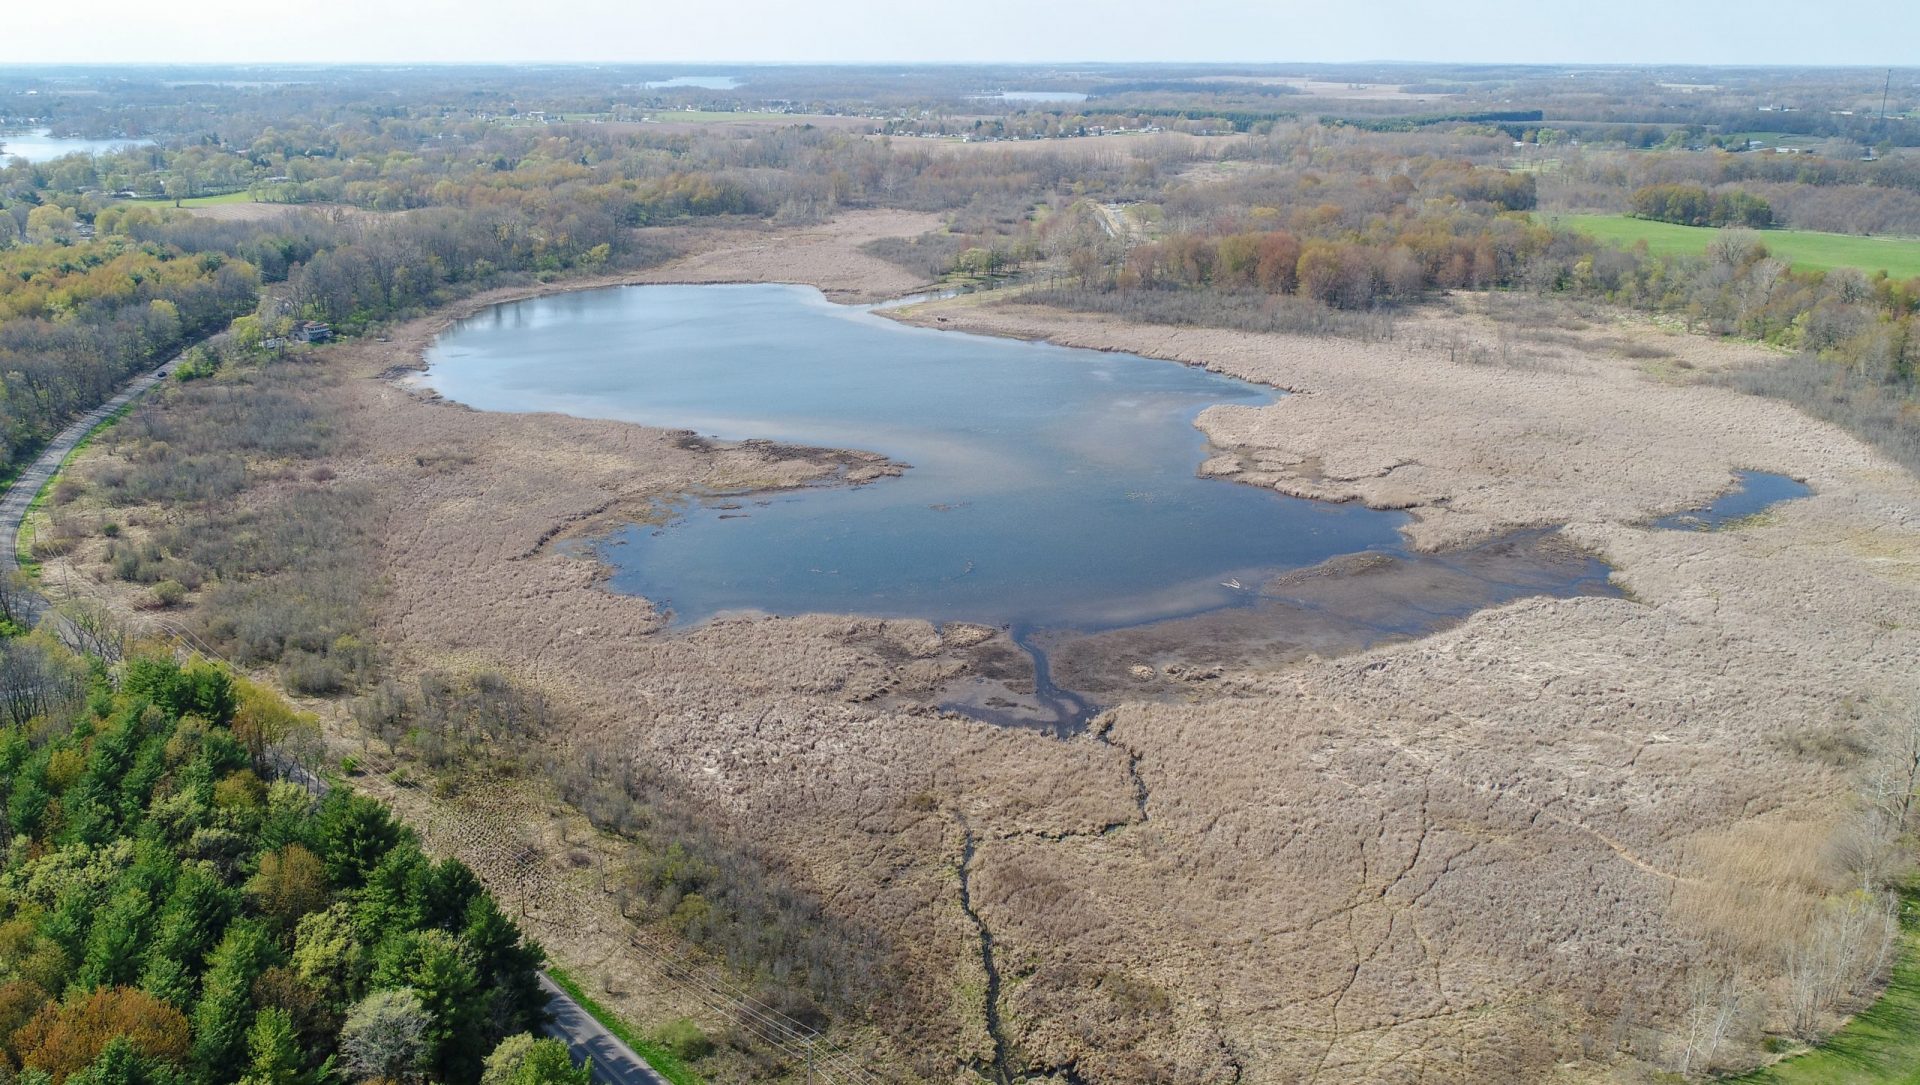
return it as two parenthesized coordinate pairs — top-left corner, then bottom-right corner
(425, 284), (1633, 730)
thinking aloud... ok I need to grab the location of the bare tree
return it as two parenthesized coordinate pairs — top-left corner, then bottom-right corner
(1675, 963), (1746, 1078)
(57, 598), (123, 662)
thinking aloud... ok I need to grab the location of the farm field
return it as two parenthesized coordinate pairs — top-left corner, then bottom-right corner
(1556, 212), (1920, 278)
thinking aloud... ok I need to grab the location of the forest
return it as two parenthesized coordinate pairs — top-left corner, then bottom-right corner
(0, 637), (579, 1085)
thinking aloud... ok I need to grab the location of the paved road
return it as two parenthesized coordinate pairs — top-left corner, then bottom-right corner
(6, 363), (668, 1085)
(539, 975), (672, 1085)
(0, 361), (172, 625)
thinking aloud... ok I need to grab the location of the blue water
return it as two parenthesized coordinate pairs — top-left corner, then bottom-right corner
(1653, 470), (1811, 531)
(423, 284), (1412, 631)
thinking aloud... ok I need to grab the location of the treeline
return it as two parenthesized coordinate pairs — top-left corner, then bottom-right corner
(0, 228), (256, 477)
(1628, 183), (1774, 228)
(1030, 154), (1543, 309)
(0, 641), (575, 1085)
(1539, 145), (1920, 235)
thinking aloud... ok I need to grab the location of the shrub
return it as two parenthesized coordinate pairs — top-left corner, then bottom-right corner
(150, 580), (186, 608)
(652, 1018), (713, 1062)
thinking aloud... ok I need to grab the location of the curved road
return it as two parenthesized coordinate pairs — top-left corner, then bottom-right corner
(1, 362), (668, 1085)
(0, 361), (172, 624)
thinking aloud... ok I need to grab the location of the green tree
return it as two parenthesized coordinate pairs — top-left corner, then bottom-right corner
(238, 1009), (309, 1085)
(479, 1035), (589, 1085)
(310, 793), (403, 890)
(245, 845), (328, 937)
(141, 867), (238, 1006)
(66, 1036), (184, 1085)
(373, 931), (482, 1084)
(290, 905), (367, 1011)
(191, 922), (278, 1079)
(460, 896), (546, 1036)
(77, 885), (156, 991)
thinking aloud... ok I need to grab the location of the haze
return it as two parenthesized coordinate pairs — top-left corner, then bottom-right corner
(6, 0), (1916, 66)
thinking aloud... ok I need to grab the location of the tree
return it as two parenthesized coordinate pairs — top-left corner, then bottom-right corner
(67, 1036), (186, 1085)
(13, 988), (191, 1085)
(373, 930), (482, 1084)
(238, 1009), (309, 1085)
(140, 866), (238, 1006)
(230, 679), (314, 769)
(290, 905), (368, 1011)
(77, 885), (156, 991)
(248, 968), (340, 1064)
(338, 989), (431, 1084)
(311, 793), (404, 890)
(191, 921), (278, 1078)
(25, 206), (71, 245)
(479, 1035), (589, 1085)
(246, 845), (329, 936)
(460, 895), (547, 1036)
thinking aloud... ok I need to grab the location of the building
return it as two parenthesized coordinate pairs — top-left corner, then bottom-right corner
(291, 321), (332, 344)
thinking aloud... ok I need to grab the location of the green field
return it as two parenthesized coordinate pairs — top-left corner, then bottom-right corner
(1554, 213), (1920, 279)
(119, 190), (254, 208)
(1733, 890), (1920, 1085)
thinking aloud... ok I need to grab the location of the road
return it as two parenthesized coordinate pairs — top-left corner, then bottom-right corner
(4, 363), (671, 1085)
(539, 975), (672, 1085)
(0, 361), (172, 625)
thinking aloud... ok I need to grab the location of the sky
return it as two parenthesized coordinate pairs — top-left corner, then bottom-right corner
(5, 0), (1915, 67)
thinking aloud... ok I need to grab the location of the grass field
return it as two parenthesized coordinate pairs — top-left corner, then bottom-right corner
(119, 190), (254, 208)
(1553, 213), (1920, 279)
(1733, 889), (1920, 1085)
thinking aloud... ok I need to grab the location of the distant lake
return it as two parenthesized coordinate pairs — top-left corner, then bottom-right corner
(423, 284), (1410, 632)
(976, 91), (1089, 103)
(644, 76), (741, 90)
(1, 128), (152, 164)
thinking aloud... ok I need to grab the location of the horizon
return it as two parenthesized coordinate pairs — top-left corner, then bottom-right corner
(3, 60), (1918, 71)
(7, 0), (1918, 68)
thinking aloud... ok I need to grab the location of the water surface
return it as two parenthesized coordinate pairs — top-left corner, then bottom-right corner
(424, 284), (1410, 631)
(1, 128), (152, 163)
(976, 91), (1090, 103)
(645, 76), (742, 90)
(1654, 470), (1811, 531)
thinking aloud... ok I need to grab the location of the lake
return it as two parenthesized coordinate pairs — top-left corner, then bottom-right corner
(976, 91), (1089, 103)
(423, 284), (1413, 633)
(644, 76), (742, 90)
(1, 128), (152, 164)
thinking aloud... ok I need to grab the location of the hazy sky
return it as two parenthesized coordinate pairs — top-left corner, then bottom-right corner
(6, 0), (1914, 67)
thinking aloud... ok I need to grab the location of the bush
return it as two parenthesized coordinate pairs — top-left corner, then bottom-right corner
(150, 579), (187, 608)
(652, 1018), (713, 1062)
